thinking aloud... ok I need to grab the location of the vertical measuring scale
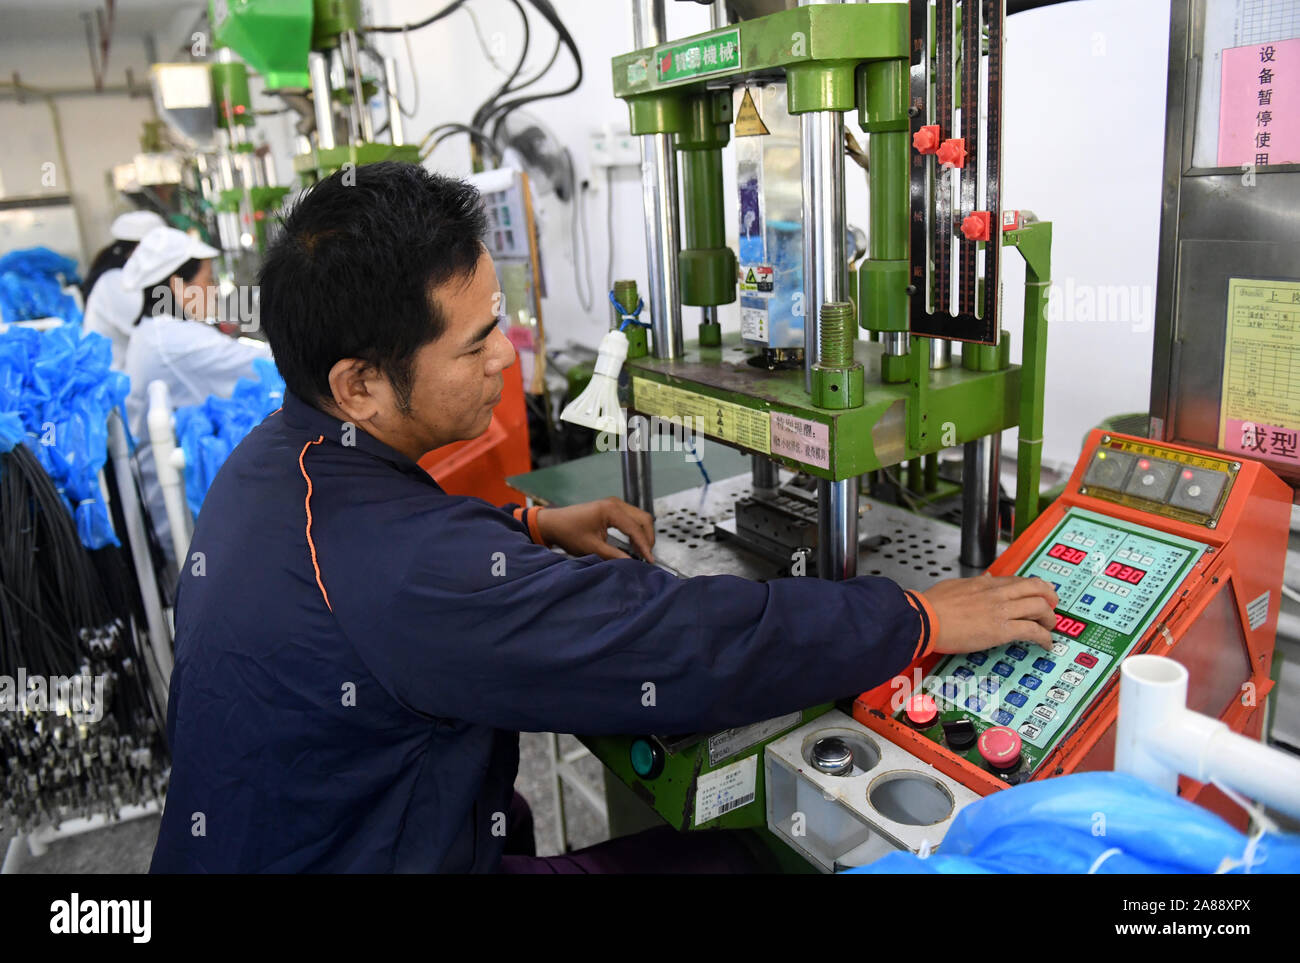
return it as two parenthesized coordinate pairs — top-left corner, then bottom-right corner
(909, 0), (1005, 343)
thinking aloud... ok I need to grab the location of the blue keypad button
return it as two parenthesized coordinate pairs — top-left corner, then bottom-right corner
(994, 709), (1014, 726)
(967, 652), (988, 666)
(954, 666), (974, 679)
(1080, 594), (1095, 605)
(1033, 657), (1056, 673)
(979, 676), (1000, 693)
(1006, 690), (1028, 707)
(1007, 645), (1028, 661)
(992, 661), (1014, 678)
(1020, 675), (1042, 690)
(941, 682), (960, 700)
(1103, 602), (1119, 614)
(1052, 582), (1061, 591)
(965, 696), (986, 712)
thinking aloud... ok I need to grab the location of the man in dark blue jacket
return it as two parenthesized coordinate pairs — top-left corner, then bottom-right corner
(150, 163), (1057, 873)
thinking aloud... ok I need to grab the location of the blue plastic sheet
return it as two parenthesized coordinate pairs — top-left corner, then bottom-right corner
(0, 247), (83, 325)
(0, 323), (127, 548)
(174, 357), (284, 516)
(849, 772), (1300, 874)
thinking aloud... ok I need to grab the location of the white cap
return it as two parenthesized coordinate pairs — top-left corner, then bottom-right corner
(111, 210), (167, 242)
(121, 227), (221, 289)
(83, 268), (145, 339)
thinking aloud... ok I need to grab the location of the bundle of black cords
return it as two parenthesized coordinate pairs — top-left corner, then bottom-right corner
(367, 0), (582, 164)
(0, 442), (169, 829)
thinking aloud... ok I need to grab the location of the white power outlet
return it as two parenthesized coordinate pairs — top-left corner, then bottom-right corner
(590, 127), (640, 168)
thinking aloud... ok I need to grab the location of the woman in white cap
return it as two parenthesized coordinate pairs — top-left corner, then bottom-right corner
(122, 226), (271, 566)
(82, 211), (170, 366)
(81, 210), (167, 300)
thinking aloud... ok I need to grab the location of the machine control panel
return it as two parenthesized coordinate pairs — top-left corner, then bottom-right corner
(899, 507), (1207, 774)
(1078, 437), (1238, 526)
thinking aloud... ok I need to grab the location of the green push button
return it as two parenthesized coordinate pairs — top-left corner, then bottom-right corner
(629, 738), (664, 779)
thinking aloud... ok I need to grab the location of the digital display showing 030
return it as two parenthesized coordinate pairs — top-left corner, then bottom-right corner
(1104, 561), (1146, 584)
(1046, 543), (1089, 565)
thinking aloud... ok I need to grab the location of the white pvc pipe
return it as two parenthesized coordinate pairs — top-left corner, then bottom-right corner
(146, 380), (194, 569)
(106, 412), (173, 693)
(1117, 654), (1300, 820)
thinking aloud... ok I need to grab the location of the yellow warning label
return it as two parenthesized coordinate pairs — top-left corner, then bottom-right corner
(632, 377), (770, 454)
(734, 88), (770, 137)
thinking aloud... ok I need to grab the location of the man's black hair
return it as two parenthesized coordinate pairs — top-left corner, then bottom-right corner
(258, 162), (488, 410)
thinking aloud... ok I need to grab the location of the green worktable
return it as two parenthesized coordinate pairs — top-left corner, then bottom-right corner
(508, 441), (751, 507)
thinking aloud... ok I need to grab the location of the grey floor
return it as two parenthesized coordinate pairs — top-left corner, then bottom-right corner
(0, 732), (612, 873)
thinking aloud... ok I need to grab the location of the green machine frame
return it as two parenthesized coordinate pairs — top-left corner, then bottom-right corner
(211, 0), (419, 184)
(576, 1), (1052, 866)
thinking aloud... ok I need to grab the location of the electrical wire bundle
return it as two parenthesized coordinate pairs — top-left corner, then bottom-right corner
(1, 429), (168, 835)
(366, 0), (582, 165)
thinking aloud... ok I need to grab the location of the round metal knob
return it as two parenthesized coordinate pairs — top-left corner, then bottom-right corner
(811, 737), (854, 776)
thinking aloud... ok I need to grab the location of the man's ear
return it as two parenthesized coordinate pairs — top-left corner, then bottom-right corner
(327, 358), (385, 424)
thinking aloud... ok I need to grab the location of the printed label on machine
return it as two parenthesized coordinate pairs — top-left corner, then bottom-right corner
(770, 412), (830, 470)
(740, 302), (770, 343)
(906, 506), (1207, 772)
(1247, 590), (1270, 631)
(694, 754), (757, 825)
(1218, 277), (1300, 466)
(631, 377), (771, 454)
(739, 264), (774, 293)
(708, 711), (802, 766)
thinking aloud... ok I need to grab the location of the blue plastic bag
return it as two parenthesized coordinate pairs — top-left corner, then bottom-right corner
(0, 321), (127, 548)
(0, 247), (82, 325)
(849, 772), (1300, 874)
(174, 357), (284, 516)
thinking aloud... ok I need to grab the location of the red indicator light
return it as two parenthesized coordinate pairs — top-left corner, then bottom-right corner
(1138, 459), (1150, 470)
(1182, 469), (1194, 480)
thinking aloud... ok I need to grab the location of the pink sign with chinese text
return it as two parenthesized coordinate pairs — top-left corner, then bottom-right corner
(1218, 38), (1300, 167)
(1223, 418), (1300, 466)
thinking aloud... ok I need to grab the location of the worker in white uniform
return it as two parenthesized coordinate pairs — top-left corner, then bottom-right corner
(123, 227), (271, 567)
(83, 210), (169, 368)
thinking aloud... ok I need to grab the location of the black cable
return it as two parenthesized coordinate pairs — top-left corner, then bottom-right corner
(369, 0), (470, 33)
(480, 0), (583, 142)
(470, 0), (531, 133)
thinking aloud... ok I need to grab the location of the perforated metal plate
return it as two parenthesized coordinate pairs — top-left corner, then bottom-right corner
(611, 472), (969, 590)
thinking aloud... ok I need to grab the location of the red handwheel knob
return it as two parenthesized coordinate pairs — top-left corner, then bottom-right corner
(913, 125), (941, 155)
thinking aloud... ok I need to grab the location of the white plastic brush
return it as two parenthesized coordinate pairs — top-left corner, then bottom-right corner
(561, 328), (628, 435)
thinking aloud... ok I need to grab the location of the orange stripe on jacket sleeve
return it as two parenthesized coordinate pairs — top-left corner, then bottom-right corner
(298, 436), (333, 612)
(526, 507), (546, 546)
(904, 590), (940, 660)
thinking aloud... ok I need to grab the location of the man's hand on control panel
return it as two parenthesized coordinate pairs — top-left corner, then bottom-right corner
(922, 575), (1060, 655)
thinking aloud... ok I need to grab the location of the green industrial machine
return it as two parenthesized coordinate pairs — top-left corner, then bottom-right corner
(210, 0), (419, 183)
(570, 0), (1054, 869)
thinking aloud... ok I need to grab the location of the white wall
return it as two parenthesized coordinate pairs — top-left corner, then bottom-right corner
(0, 35), (160, 264)
(999, 0), (1172, 469)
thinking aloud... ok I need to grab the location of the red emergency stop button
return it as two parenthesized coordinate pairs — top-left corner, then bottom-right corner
(913, 125), (941, 155)
(937, 137), (967, 168)
(961, 211), (991, 242)
(978, 725), (1022, 771)
(905, 693), (938, 729)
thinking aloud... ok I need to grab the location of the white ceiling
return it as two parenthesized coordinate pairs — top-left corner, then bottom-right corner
(0, 0), (203, 48)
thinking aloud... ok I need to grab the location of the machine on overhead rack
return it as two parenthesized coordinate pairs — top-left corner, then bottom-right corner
(562, 0), (1293, 872)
